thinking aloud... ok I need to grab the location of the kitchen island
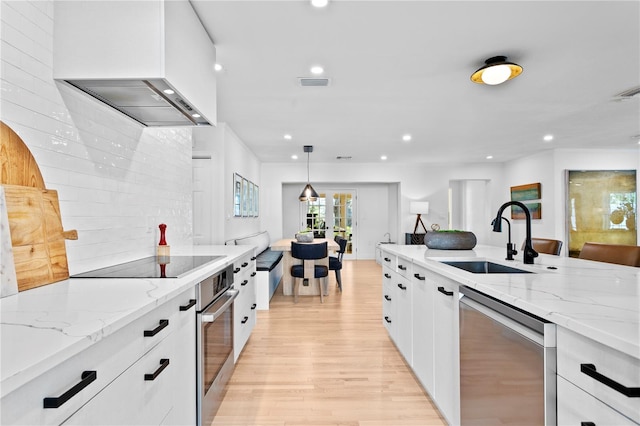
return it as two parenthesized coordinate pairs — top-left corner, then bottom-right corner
(380, 244), (640, 425)
(0, 245), (253, 425)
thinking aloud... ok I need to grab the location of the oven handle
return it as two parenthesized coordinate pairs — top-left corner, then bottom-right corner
(202, 289), (239, 323)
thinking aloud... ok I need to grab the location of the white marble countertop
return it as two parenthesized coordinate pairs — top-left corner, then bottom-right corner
(0, 245), (253, 398)
(380, 244), (640, 359)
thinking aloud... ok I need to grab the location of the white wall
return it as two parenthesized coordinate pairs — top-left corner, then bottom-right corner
(1, 0), (194, 273)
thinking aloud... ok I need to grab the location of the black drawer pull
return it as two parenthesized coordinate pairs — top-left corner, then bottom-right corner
(580, 363), (640, 397)
(179, 299), (196, 311)
(581, 423), (596, 426)
(398, 264), (407, 271)
(251, 272), (256, 277)
(251, 256), (257, 261)
(144, 359), (170, 381)
(397, 283), (407, 290)
(384, 273), (391, 279)
(384, 316), (391, 323)
(241, 316), (249, 324)
(384, 257), (391, 262)
(234, 267), (241, 273)
(414, 273), (425, 280)
(43, 370), (96, 408)
(242, 262), (249, 267)
(144, 319), (169, 337)
(241, 280), (248, 286)
(437, 286), (454, 296)
(251, 304), (257, 310)
(384, 295), (391, 301)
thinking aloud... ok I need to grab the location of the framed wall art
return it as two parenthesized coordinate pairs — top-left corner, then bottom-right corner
(234, 173), (259, 218)
(510, 182), (542, 219)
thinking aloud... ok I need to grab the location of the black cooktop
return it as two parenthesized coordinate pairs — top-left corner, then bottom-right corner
(71, 255), (224, 279)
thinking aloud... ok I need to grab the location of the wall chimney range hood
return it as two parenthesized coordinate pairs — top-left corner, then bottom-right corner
(54, 0), (216, 127)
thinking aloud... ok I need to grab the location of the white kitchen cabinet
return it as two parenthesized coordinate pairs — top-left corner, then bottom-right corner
(430, 270), (460, 426)
(411, 264), (435, 396)
(382, 265), (395, 336)
(233, 251), (257, 362)
(557, 326), (640, 424)
(392, 264), (413, 365)
(1, 288), (196, 426)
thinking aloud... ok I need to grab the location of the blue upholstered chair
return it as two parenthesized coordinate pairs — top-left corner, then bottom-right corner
(329, 237), (348, 291)
(291, 241), (329, 303)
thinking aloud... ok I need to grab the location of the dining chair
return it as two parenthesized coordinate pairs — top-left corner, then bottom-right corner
(521, 238), (563, 256)
(290, 241), (329, 303)
(329, 237), (348, 292)
(578, 242), (640, 267)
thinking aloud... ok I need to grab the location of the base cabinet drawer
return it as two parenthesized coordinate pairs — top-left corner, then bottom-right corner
(557, 327), (640, 423)
(557, 376), (637, 426)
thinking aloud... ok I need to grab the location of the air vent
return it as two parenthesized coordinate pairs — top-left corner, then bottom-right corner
(614, 86), (640, 98)
(336, 156), (352, 160)
(299, 78), (330, 87)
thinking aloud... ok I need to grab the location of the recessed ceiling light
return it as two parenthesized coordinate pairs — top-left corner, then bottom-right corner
(310, 65), (324, 75)
(214, 63), (223, 72)
(402, 134), (412, 142)
(291, 154), (298, 160)
(284, 134), (292, 140)
(311, 0), (328, 8)
(543, 134), (554, 142)
(381, 155), (388, 161)
(192, 114), (201, 118)
(486, 155), (493, 160)
(163, 89), (174, 95)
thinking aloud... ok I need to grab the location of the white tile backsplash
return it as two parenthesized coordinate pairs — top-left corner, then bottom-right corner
(1, 0), (194, 274)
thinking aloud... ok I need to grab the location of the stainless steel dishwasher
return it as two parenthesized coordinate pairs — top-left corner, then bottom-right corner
(459, 286), (556, 425)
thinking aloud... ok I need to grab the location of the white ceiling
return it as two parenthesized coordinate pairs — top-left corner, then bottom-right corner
(190, 1), (640, 164)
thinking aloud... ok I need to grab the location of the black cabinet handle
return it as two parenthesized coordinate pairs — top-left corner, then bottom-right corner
(384, 273), (391, 279)
(144, 319), (169, 337)
(384, 295), (391, 301)
(242, 262), (249, 268)
(580, 363), (640, 397)
(251, 304), (257, 310)
(234, 267), (241, 273)
(241, 280), (248, 286)
(251, 272), (256, 277)
(43, 370), (97, 408)
(384, 257), (391, 262)
(398, 264), (406, 271)
(384, 316), (391, 323)
(144, 359), (170, 381)
(397, 283), (407, 290)
(581, 423), (596, 426)
(241, 316), (249, 324)
(179, 299), (196, 311)
(251, 256), (257, 261)
(414, 273), (425, 281)
(437, 286), (454, 296)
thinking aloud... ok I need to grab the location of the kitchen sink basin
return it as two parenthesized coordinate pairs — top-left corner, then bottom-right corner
(440, 261), (533, 274)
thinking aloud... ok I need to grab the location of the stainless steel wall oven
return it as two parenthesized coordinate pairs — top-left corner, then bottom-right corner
(196, 265), (238, 426)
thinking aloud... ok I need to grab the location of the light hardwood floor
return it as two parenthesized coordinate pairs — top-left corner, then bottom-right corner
(212, 260), (446, 426)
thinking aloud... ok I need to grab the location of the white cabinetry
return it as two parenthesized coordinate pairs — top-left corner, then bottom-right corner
(381, 252), (412, 364)
(557, 327), (640, 424)
(233, 251), (257, 362)
(1, 288), (196, 425)
(411, 264), (435, 396)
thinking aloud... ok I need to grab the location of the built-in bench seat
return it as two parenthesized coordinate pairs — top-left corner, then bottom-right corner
(227, 231), (283, 310)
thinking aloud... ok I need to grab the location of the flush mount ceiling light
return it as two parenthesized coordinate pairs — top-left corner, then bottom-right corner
(471, 56), (523, 85)
(299, 145), (319, 202)
(311, 0), (329, 7)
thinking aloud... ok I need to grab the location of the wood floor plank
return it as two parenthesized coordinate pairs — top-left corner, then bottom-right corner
(212, 260), (446, 426)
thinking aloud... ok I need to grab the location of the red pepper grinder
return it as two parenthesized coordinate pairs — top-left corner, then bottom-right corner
(157, 223), (170, 257)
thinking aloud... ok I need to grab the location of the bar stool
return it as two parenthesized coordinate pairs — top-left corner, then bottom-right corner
(291, 241), (329, 303)
(578, 242), (640, 267)
(522, 238), (563, 256)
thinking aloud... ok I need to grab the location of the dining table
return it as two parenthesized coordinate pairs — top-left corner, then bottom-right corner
(270, 238), (340, 297)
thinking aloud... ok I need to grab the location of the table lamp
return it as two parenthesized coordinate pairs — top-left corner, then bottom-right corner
(410, 201), (430, 235)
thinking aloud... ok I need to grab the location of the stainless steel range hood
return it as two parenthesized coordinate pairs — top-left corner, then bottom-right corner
(54, 0), (216, 127)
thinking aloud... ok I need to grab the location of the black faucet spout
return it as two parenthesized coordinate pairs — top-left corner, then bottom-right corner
(492, 201), (538, 264)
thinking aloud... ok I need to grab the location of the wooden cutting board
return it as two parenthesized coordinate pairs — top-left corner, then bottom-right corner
(1, 121), (77, 292)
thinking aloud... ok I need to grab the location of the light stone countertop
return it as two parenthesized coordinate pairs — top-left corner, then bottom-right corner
(380, 244), (640, 360)
(0, 245), (253, 398)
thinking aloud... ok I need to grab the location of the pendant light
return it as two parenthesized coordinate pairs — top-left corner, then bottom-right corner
(470, 56), (523, 85)
(299, 145), (319, 202)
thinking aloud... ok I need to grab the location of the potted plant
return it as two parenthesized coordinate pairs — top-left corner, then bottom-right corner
(295, 228), (314, 242)
(424, 227), (477, 250)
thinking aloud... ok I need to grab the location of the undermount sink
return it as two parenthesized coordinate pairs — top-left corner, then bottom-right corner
(440, 261), (533, 274)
